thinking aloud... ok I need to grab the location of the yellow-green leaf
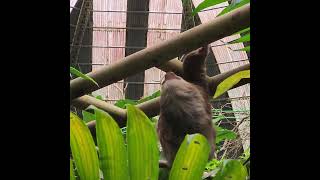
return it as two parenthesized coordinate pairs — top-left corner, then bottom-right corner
(95, 109), (129, 180)
(70, 112), (100, 180)
(127, 104), (159, 180)
(169, 134), (211, 180)
(70, 159), (76, 180)
(213, 70), (250, 98)
(213, 159), (248, 180)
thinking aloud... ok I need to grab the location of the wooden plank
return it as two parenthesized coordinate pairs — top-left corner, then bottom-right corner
(144, 0), (183, 97)
(92, 0), (127, 101)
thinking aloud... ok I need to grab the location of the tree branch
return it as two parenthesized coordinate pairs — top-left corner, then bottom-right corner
(70, 4), (250, 100)
(71, 63), (249, 138)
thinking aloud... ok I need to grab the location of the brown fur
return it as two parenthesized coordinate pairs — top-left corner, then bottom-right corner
(157, 46), (216, 167)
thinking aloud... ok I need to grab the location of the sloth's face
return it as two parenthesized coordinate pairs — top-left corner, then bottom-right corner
(161, 72), (195, 97)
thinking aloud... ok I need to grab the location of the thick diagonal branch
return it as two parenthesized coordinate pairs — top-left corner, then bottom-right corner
(70, 4), (250, 100)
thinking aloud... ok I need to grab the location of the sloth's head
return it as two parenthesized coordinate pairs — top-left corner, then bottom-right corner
(161, 72), (196, 97)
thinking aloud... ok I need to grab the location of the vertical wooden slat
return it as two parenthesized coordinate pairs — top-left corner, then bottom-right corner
(92, 0), (127, 101)
(144, 0), (183, 97)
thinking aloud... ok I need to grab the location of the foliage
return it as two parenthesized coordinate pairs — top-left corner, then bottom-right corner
(70, 106), (249, 179)
(70, 67), (99, 87)
(114, 90), (161, 109)
(217, 0), (250, 17)
(169, 134), (211, 180)
(70, 112), (100, 180)
(215, 126), (237, 144)
(192, 0), (227, 16)
(213, 70), (250, 99)
(213, 159), (248, 180)
(192, 0), (250, 52)
(70, 106), (159, 180)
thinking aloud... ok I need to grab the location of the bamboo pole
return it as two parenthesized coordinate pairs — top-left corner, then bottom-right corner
(70, 4), (250, 100)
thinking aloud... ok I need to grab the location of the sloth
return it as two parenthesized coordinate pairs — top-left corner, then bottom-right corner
(157, 46), (216, 167)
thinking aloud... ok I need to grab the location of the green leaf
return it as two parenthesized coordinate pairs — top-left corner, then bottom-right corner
(70, 112), (100, 180)
(192, 0), (228, 16)
(213, 159), (248, 180)
(138, 90), (161, 104)
(233, 27), (250, 35)
(234, 46), (250, 52)
(213, 70), (250, 98)
(205, 159), (222, 171)
(82, 110), (95, 123)
(70, 67), (99, 87)
(114, 99), (138, 109)
(217, 0), (250, 17)
(95, 95), (103, 100)
(169, 134), (211, 180)
(215, 126), (237, 144)
(229, 34), (250, 44)
(212, 115), (225, 123)
(127, 104), (159, 180)
(95, 109), (129, 180)
(70, 159), (76, 180)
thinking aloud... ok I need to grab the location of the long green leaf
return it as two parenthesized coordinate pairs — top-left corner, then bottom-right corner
(233, 27), (250, 35)
(217, 0), (250, 17)
(192, 0), (228, 16)
(229, 34), (250, 44)
(213, 70), (250, 98)
(127, 104), (159, 180)
(213, 159), (248, 180)
(70, 159), (76, 180)
(95, 109), (129, 180)
(169, 134), (211, 180)
(70, 67), (99, 87)
(70, 112), (100, 180)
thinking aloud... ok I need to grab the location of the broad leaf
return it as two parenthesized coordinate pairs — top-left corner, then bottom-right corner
(169, 134), (211, 180)
(70, 67), (99, 87)
(70, 112), (100, 180)
(217, 0), (250, 17)
(192, 0), (228, 16)
(213, 159), (248, 180)
(95, 109), (129, 180)
(213, 70), (250, 98)
(127, 104), (159, 180)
